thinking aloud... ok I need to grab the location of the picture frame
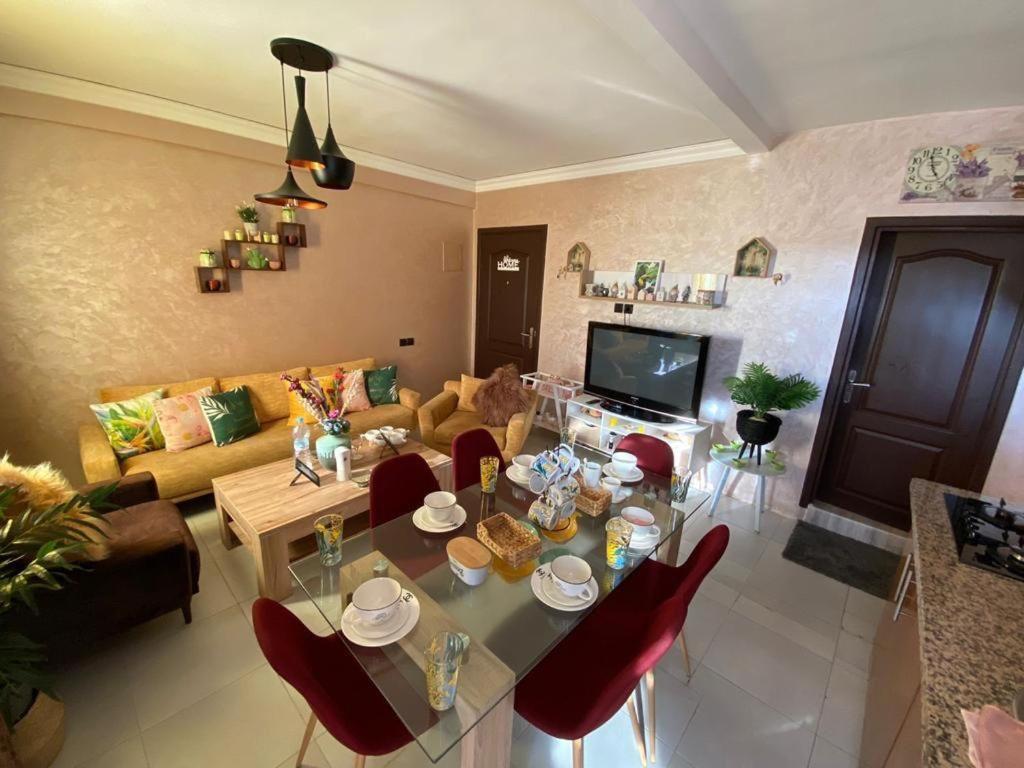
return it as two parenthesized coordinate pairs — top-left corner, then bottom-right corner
(632, 260), (664, 293)
(290, 453), (321, 487)
(733, 238), (774, 278)
(566, 242), (589, 273)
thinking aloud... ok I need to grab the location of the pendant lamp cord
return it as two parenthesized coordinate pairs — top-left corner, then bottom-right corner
(325, 70), (331, 120)
(279, 61), (289, 146)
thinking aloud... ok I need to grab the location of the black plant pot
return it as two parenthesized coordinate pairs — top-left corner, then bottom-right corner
(736, 410), (781, 446)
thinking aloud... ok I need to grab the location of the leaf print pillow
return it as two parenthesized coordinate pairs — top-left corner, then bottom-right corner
(199, 386), (260, 447)
(90, 388), (167, 458)
(154, 387), (214, 452)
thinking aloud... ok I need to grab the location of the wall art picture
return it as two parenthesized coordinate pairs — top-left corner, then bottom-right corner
(734, 237), (775, 277)
(566, 242), (589, 272)
(632, 260), (664, 294)
(900, 141), (1024, 202)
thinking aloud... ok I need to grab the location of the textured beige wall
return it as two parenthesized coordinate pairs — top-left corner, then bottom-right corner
(0, 115), (474, 483)
(476, 105), (1024, 512)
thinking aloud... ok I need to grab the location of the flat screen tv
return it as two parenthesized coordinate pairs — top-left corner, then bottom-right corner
(584, 321), (710, 420)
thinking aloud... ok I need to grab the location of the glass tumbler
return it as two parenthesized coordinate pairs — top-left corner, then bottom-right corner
(605, 517), (633, 570)
(313, 514), (344, 566)
(480, 456), (499, 493)
(426, 632), (469, 711)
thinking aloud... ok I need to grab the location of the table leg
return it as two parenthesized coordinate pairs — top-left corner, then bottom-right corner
(553, 397), (565, 431)
(708, 466), (730, 518)
(254, 533), (292, 600)
(460, 691), (513, 768)
(755, 475), (765, 533)
(215, 492), (241, 550)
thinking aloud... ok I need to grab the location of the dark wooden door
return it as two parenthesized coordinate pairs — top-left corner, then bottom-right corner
(811, 219), (1024, 530)
(474, 226), (547, 377)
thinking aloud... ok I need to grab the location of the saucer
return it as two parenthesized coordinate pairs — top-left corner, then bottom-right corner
(628, 532), (659, 552)
(344, 600), (408, 639)
(505, 466), (536, 490)
(341, 592), (420, 647)
(541, 577), (591, 608)
(412, 504), (467, 533)
(602, 464), (644, 483)
(531, 566), (597, 612)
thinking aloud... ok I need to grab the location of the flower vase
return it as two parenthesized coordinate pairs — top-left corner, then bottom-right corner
(316, 432), (351, 471)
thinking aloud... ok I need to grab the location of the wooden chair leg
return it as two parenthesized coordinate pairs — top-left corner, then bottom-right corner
(645, 669), (656, 762)
(295, 713), (316, 767)
(679, 631), (692, 680)
(626, 696), (648, 768)
(353, 755), (366, 768)
(572, 737), (584, 768)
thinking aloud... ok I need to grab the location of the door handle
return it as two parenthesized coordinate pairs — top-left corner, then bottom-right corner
(520, 327), (536, 350)
(842, 369), (872, 403)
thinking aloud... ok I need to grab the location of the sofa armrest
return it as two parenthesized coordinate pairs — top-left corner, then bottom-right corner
(79, 422), (122, 484)
(398, 387), (422, 412)
(418, 390), (459, 448)
(79, 472), (159, 509)
(504, 392), (540, 458)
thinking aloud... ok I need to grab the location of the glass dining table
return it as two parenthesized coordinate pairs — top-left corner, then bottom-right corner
(290, 447), (709, 767)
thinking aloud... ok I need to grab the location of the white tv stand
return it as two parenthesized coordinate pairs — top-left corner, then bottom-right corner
(563, 394), (712, 473)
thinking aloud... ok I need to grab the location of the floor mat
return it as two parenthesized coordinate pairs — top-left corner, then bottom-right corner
(782, 520), (900, 599)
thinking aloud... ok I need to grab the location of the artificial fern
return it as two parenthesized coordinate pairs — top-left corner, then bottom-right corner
(723, 362), (821, 419)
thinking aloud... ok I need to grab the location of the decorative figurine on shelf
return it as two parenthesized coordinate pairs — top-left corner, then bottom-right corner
(680, 285), (691, 303)
(246, 247), (268, 270)
(655, 289), (666, 302)
(281, 205), (297, 223)
(626, 285), (637, 300)
(198, 249), (218, 267)
(610, 281), (619, 297)
(668, 284), (679, 302)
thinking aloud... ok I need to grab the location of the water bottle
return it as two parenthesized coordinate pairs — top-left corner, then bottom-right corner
(292, 417), (310, 458)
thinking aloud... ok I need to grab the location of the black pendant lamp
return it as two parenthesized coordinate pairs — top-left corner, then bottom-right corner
(286, 74), (324, 171)
(313, 71), (356, 190)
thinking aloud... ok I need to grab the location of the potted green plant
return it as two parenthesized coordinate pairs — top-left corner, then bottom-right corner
(236, 202), (260, 238)
(0, 478), (113, 767)
(723, 362), (821, 447)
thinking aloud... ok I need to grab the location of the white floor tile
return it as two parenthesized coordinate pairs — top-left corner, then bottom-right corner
(835, 631), (873, 675)
(76, 736), (149, 768)
(210, 540), (262, 602)
(317, 734), (401, 768)
(741, 541), (849, 628)
(142, 665), (304, 768)
(732, 596), (838, 661)
(658, 595), (730, 683)
(844, 589), (887, 624)
(183, 502), (222, 550)
(701, 613), (831, 728)
(770, 514), (799, 545)
(697, 576), (739, 608)
(816, 663), (869, 757)
(648, 667), (701, 755)
(131, 605), (265, 730)
(278, 740), (331, 768)
(512, 708), (649, 768)
(675, 667), (815, 768)
(190, 536), (239, 622)
(809, 736), (859, 768)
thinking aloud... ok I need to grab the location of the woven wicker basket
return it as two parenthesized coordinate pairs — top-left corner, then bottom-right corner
(477, 512), (541, 568)
(576, 484), (612, 517)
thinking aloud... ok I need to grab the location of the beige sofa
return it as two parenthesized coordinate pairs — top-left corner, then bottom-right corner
(79, 357), (421, 500)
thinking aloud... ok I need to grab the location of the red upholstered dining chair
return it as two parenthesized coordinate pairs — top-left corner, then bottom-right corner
(369, 452), (441, 527)
(252, 598), (412, 768)
(514, 526), (729, 768)
(616, 433), (674, 478)
(451, 427), (506, 491)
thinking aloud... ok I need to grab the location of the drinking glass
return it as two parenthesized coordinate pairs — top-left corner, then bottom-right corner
(426, 632), (469, 711)
(605, 517), (633, 570)
(671, 469), (693, 507)
(313, 514), (344, 566)
(480, 456), (499, 493)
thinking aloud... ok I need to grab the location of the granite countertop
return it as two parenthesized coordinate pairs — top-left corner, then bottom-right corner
(909, 478), (1024, 767)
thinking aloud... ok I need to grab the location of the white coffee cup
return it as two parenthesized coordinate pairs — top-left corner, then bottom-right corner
(550, 555), (594, 601)
(512, 454), (535, 481)
(424, 491), (457, 524)
(611, 451), (639, 478)
(621, 507), (660, 538)
(351, 577), (403, 626)
(582, 460), (601, 488)
(601, 476), (626, 500)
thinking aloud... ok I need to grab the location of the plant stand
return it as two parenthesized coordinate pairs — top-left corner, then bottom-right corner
(706, 447), (785, 533)
(520, 372), (583, 432)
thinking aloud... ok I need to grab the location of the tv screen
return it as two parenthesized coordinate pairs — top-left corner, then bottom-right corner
(584, 322), (709, 418)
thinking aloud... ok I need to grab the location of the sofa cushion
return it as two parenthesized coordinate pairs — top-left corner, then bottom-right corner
(458, 374), (485, 412)
(287, 374), (336, 426)
(341, 369), (372, 413)
(200, 387), (260, 447)
(366, 365), (400, 405)
(310, 357), (376, 378)
(433, 410), (507, 451)
(90, 388), (166, 458)
(346, 404), (417, 435)
(219, 366), (307, 423)
(100, 377), (217, 404)
(121, 419), (294, 499)
(154, 387), (213, 452)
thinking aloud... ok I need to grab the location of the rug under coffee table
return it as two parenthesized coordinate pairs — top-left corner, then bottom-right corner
(212, 439), (452, 599)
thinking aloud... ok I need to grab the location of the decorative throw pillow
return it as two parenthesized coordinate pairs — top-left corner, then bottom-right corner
(154, 387), (214, 452)
(340, 369), (372, 413)
(472, 365), (530, 427)
(90, 388), (166, 458)
(365, 365), (400, 405)
(286, 375), (335, 426)
(199, 386), (260, 446)
(458, 374), (485, 412)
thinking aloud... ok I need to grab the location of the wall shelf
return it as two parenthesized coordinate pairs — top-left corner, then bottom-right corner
(201, 222), (306, 291)
(195, 266), (229, 294)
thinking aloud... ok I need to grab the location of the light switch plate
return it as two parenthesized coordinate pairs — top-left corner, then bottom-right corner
(442, 242), (464, 272)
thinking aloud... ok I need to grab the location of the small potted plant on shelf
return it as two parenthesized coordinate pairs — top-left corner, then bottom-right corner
(723, 362), (820, 448)
(245, 248), (268, 270)
(281, 372), (357, 471)
(236, 202), (260, 238)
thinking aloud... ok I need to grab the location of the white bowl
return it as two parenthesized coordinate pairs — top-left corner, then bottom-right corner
(424, 491), (457, 524)
(611, 451), (639, 477)
(351, 577), (402, 626)
(512, 454), (535, 472)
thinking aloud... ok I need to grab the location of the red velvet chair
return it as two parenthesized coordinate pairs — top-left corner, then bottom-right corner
(252, 598), (412, 768)
(451, 428), (506, 491)
(369, 452), (441, 527)
(616, 434), (674, 478)
(514, 526), (729, 768)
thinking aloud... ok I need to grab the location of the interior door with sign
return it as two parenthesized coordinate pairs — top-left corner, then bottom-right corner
(474, 226), (547, 377)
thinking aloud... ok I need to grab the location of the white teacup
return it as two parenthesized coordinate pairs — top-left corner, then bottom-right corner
(550, 555), (594, 601)
(621, 507), (660, 538)
(511, 454), (535, 481)
(601, 476), (627, 501)
(611, 451), (639, 478)
(351, 577), (403, 626)
(582, 460), (602, 488)
(424, 491), (457, 525)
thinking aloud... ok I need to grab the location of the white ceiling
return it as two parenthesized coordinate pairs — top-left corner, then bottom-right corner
(1, 0), (1022, 186)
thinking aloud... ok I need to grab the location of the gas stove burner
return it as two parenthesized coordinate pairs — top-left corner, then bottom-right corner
(946, 493), (1024, 584)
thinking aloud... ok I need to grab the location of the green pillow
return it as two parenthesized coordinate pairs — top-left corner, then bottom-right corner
(365, 365), (399, 405)
(199, 386), (260, 446)
(90, 388), (166, 458)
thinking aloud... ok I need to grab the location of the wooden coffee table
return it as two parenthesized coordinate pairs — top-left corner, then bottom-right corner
(212, 439), (452, 599)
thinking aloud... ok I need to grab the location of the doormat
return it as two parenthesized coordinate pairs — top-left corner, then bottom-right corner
(782, 521), (900, 599)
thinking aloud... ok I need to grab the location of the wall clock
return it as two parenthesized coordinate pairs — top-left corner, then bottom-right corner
(904, 145), (961, 195)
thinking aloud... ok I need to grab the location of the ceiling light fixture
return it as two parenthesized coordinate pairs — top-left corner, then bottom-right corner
(312, 70), (356, 190)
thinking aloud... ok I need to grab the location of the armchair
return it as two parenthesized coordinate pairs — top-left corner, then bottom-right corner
(418, 376), (538, 462)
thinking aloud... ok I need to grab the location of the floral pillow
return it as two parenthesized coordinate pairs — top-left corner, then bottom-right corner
(341, 369), (372, 413)
(154, 387), (214, 452)
(90, 388), (167, 458)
